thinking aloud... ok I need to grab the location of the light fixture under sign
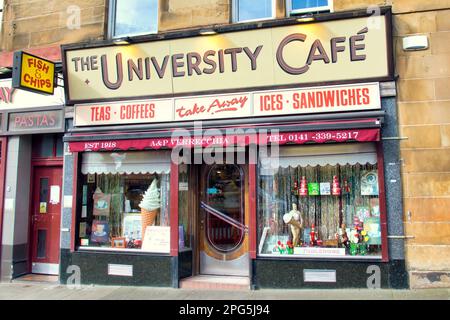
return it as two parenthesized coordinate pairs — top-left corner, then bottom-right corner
(296, 13), (315, 23)
(113, 37), (131, 45)
(199, 28), (217, 36)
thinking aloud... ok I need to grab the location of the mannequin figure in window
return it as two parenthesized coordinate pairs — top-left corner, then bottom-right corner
(283, 203), (303, 247)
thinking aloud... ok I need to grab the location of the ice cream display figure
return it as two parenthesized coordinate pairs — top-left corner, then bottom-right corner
(282, 203), (303, 247)
(140, 179), (161, 238)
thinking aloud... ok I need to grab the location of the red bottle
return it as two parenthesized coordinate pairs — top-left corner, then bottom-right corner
(299, 176), (308, 196)
(332, 175), (341, 196)
(310, 224), (316, 246)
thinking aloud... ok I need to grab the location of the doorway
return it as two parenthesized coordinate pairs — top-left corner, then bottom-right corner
(30, 166), (62, 275)
(198, 164), (249, 276)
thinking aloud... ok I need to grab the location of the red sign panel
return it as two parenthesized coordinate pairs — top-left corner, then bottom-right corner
(68, 128), (380, 152)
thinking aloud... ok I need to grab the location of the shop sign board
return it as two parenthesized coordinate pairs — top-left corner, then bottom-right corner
(63, 14), (392, 104)
(0, 79), (65, 110)
(67, 128), (380, 152)
(142, 226), (170, 253)
(12, 51), (56, 95)
(7, 109), (64, 134)
(74, 83), (380, 126)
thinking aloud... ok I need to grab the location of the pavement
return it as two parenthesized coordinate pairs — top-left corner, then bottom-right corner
(0, 282), (449, 300)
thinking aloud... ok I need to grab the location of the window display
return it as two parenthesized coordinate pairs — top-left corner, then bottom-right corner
(78, 151), (171, 252)
(258, 143), (382, 258)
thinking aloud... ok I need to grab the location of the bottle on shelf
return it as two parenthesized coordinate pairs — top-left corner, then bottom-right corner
(292, 181), (298, 195)
(299, 176), (308, 196)
(331, 175), (341, 196)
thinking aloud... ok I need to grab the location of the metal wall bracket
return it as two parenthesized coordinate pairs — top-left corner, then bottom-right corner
(387, 235), (415, 239)
(382, 137), (409, 140)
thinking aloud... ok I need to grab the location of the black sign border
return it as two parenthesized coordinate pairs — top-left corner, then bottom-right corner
(12, 51), (56, 96)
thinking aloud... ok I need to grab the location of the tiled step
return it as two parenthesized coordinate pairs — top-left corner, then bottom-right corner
(179, 275), (250, 290)
(12, 274), (59, 284)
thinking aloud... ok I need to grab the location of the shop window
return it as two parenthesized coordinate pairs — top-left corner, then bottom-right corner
(258, 143), (382, 258)
(233, 0), (275, 23)
(77, 151), (171, 253)
(32, 134), (64, 159)
(287, 0), (332, 15)
(109, 0), (158, 39)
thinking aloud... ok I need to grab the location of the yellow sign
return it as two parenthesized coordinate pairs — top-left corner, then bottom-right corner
(39, 202), (47, 214)
(63, 15), (391, 104)
(13, 51), (55, 95)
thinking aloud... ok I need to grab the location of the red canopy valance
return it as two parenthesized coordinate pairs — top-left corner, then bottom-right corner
(68, 128), (380, 152)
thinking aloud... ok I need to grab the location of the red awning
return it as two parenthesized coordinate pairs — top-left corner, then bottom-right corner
(68, 128), (380, 152)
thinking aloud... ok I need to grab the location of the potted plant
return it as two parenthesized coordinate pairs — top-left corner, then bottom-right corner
(349, 228), (360, 256)
(286, 241), (294, 254)
(359, 230), (369, 255)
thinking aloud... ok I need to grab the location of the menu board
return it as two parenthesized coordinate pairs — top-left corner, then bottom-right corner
(142, 226), (170, 253)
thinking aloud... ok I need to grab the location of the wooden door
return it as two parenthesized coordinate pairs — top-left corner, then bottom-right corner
(30, 166), (62, 275)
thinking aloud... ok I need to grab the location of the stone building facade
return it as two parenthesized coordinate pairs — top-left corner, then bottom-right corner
(0, 0), (448, 288)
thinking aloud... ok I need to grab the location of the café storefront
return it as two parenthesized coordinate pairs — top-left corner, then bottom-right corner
(60, 7), (408, 289)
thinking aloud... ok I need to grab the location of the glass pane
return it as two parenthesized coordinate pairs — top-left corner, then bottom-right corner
(258, 152), (382, 257)
(178, 165), (191, 249)
(37, 229), (47, 259)
(292, 0), (329, 10)
(36, 135), (54, 157)
(56, 134), (64, 157)
(114, 0), (158, 37)
(205, 164), (244, 252)
(40, 178), (49, 203)
(237, 0), (272, 22)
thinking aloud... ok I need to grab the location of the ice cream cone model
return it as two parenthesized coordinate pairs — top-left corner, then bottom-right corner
(139, 179), (161, 238)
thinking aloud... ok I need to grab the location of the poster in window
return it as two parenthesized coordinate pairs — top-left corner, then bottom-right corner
(93, 187), (111, 216)
(123, 214), (142, 240)
(364, 217), (381, 245)
(319, 182), (331, 195)
(142, 226), (170, 253)
(361, 170), (379, 196)
(308, 183), (320, 196)
(90, 220), (109, 244)
(356, 206), (371, 221)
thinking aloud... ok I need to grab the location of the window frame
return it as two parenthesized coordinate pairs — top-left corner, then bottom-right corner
(108, 0), (159, 39)
(286, 0), (333, 16)
(256, 142), (387, 261)
(232, 0), (277, 24)
(74, 150), (173, 254)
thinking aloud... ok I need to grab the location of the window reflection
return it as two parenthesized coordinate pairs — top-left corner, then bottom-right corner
(113, 0), (158, 38)
(236, 0), (273, 22)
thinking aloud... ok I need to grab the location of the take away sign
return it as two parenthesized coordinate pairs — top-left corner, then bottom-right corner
(12, 51), (56, 95)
